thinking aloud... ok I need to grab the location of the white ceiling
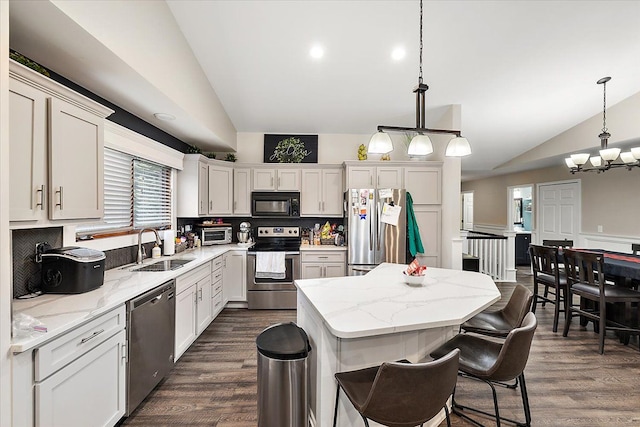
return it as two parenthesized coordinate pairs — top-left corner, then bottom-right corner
(9, 1), (640, 177)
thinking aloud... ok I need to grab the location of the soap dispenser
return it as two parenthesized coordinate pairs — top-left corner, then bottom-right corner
(152, 244), (161, 259)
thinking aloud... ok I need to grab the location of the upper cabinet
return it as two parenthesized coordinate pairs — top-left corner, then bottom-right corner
(177, 155), (234, 217)
(233, 168), (252, 216)
(253, 168), (300, 191)
(301, 167), (343, 217)
(9, 60), (113, 223)
(404, 166), (442, 204)
(345, 163), (403, 189)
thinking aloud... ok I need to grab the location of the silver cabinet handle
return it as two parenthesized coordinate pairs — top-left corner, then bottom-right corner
(322, 201), (325, 211)
(370, 176), (373, 186)
(234, 201), (237, 210)
(200, 200), (203, 211)
(80, 328), (104, 344)
(55, 186), (63, 210)
(36, 185), (45, 210)
(199, 288), (203, 301)
(318, 256), (329, 259)
(270, 176), (274, 187)
(377, 175), (380, 186)
(319, 201), (321, 211)
(278, 176), (281, 187)
(209, 200), (213, 210)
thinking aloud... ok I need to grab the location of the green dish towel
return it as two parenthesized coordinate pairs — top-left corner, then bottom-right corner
(406, 192), (425, 256)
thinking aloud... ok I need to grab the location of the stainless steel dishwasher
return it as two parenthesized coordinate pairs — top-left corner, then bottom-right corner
(126, 280), (176, 415)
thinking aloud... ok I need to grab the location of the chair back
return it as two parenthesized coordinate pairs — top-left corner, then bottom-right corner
(362, 349), (460, 427)
(542, 239), (573, 248)
(562, 249), (605, 290)
(484, 312), (537, 382)
(632, 243), (640, 255)
(529, 244), (562, 280)
(501, 284), (533, 329)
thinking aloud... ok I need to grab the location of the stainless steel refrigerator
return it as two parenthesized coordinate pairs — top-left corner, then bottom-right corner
(345, 188), (406, 275)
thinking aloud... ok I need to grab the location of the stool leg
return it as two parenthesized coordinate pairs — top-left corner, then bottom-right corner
(444, 405), (451, 427)
(333, 384), (340, 427)
(519, 373), (532, 427)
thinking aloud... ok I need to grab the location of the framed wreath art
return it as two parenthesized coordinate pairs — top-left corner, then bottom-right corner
(263, 134), (318, 163)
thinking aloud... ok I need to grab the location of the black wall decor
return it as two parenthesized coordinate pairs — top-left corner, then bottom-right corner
(264, 134), (318, 163)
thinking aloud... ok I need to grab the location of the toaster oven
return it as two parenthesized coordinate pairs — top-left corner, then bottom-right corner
(199, 226), (233, 245)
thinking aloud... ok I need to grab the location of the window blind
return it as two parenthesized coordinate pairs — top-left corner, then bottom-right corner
(133, 159), (172, 229)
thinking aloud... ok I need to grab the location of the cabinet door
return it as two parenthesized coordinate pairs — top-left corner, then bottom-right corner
(324, 263), (346, 278)
(208, 165), (233, 215)
(48, 98), (104, 220)
(301, 169), (322, 216)
(277, 169), (300, 190)
(377, 167), (403, 189)
(223, 251), (247, 302)
(322, 169), (344, 216)
(196, 276), (213, 334)
(404, 167), (441, 204)
(253, 169), (276, 191)
(35, 330), (126, 427)
(233, 168), (252, 215)
(198, 161), (209, 215)
(347, 166), (375, 189)
(175, 285), (197, 361)
(301, 263), (323, 279)
(411, 206), (441, 267)
(9, 78), (47, 221)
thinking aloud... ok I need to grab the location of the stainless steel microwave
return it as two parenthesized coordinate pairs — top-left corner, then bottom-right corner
(199, 226), (232, 245)
(251, 192), (300, 218)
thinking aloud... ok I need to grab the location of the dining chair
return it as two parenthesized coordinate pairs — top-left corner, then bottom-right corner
(460, 284), (533, 337)
(529, 244), (567, 332)
(430, 312), (537, 427)
(333, 349), (460, 427)
(562, 249), (640, 354)
(542, 239), (573, 248)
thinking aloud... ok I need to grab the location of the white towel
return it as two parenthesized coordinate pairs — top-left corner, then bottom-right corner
(255, 252), (286, 279)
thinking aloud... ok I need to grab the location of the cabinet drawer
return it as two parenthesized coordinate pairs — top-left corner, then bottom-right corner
(212, 256), (224, 271)
(212, 291), (224, 313)
(211, 268), (223, 284)
(35, 305), (125, 381)
(176, 262), (211, 294)
(301, 251), (345, 263)
(213, 280), (223, 295)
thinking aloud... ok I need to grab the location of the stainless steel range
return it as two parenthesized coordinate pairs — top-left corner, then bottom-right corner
(247, 226), (301, 309)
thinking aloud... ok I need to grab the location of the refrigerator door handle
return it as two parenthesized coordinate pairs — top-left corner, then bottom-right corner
(376, 200), (382, 250)
(369, 201), (374, 251)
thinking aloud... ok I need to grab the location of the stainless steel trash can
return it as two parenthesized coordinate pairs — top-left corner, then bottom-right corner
(256, 322), (311, 427)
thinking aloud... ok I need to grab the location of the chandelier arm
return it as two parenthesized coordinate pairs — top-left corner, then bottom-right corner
(377, 125), (462, 137)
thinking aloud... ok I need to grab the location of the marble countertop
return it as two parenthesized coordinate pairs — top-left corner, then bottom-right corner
(300, 244), (347, 251)
(294, 263), (501, 339)
(11, 244), (249, 353)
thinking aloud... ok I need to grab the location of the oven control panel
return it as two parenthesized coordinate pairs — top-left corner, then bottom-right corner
(256, 226), (299, 237)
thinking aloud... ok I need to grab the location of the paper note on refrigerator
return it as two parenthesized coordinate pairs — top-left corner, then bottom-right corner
(381, 203), (402, 226)
(379, 188), (393, 199)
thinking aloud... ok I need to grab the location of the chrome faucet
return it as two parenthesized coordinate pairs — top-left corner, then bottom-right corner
(136, 228), (162, 264)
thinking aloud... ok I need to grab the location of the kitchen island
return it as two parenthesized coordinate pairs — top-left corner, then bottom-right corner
(295, 262), (501, 427)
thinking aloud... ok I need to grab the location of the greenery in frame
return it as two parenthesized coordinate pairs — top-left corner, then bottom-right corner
(273, 136), (309, 163)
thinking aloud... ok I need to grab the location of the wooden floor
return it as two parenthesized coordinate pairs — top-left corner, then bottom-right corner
(121, 271), (640, 426)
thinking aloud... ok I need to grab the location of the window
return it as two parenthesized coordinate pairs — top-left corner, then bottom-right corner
(77, 148), (172, 237)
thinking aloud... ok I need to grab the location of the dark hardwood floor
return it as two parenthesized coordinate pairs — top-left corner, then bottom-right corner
(121, 270), (640, 426)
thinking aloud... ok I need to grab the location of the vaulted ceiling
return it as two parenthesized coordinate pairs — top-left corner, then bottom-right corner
(9, 1), (640, 178)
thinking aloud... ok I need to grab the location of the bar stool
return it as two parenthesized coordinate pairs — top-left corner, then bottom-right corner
(332, 349), (460, 427)
(430, 312), (537, 427)
(529, 244), (567, 332)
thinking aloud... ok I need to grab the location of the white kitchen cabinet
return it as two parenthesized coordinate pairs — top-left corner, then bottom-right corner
(301, 168), (343, 217)
(208, 163), (233, 215)
(223, 250), (247, 302)
(233, 168), (252, 215)
(198, 160), (209, 215)
(404, 166), (442, 204)
(175, 262), (212, 360)
(253, 168), (300, 191)
(9, 60), (112, 223)
(411, 206), (441, 267)
(301, 251), (346, 279)
(345, 164), (403, 189)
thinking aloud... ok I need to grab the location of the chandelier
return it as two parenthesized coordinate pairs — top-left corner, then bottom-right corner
(566, 77), (640, 173)
(367, 0), (471, 157)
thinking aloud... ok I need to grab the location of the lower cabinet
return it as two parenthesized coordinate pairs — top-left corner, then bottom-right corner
(515, 233), (532, 266)
(13, 306), (127, 427)
(175, 262), (212, 361)
(223, 250), (247, 302)
(211, 255), (225, 316)
(301, 250), (346, 279)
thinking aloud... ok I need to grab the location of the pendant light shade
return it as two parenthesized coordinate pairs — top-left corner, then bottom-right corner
(407, 134), (433, 156)
(445, 137), (472, 157)
(367, 131), (393, 154)
(589, 156), (602, 167)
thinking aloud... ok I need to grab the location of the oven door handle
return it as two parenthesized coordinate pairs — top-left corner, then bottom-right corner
(248, 251), (300, 256)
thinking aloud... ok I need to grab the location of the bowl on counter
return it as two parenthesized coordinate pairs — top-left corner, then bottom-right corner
(402, 271), (425, 286)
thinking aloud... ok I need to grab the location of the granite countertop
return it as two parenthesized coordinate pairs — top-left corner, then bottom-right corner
(11, 244), (250, 353)
(300, 244), (347, 251)
(294, 262), (501, 339)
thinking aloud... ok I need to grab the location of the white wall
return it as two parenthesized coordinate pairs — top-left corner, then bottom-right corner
(1, 1), (12, 424)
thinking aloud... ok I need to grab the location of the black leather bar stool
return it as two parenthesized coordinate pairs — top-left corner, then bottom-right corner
(332, 349), (460, 427)
(430, 312), (537, 427)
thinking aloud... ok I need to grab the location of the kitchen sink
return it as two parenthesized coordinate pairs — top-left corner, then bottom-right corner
(131, 258), (195, 272)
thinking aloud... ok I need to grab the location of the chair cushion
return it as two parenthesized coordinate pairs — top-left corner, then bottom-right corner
(461, 311), (513, 337)
(430, 334), (502, 380)
(572, 283), (640, 300)
(536, 272), (567, 286)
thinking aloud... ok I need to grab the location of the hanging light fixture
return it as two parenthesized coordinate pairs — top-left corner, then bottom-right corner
(368, 0), (471, 157)
(566, 76), (640, 173)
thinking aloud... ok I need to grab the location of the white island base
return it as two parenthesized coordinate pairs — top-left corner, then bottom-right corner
(295, 263), (501, 427)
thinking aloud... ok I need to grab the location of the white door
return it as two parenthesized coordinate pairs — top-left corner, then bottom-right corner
(462, 192), (474, 231)
(537, 181), (580, 244)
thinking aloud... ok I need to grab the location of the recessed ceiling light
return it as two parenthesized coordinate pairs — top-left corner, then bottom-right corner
(310, 45), (324, 59)
(153, 113), (176, 121)
(391, 47), (406, 61)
